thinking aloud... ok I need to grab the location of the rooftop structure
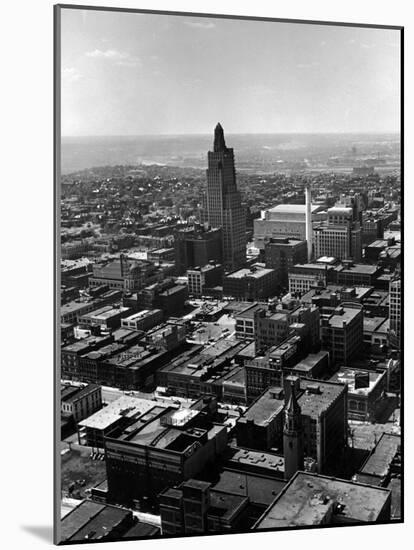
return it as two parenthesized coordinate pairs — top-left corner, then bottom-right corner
(79, 395), (158, 432)
(254, 471), (391, 528)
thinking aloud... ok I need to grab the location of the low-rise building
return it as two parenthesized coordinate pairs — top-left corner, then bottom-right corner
(121, 309), (163, 332)
(104, 404), (228, 505)
(61, 383), (102, 423)
(330, 367), (387, 421)
(60, 499), (158, 543)
(223, 263), (277, 301)
(254, 471), (391, 528)
(78, 305), (131, 332)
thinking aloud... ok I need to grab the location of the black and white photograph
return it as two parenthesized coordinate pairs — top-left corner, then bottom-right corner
(54, 3), (402, 546)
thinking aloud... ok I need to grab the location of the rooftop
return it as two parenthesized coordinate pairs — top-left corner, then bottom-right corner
(359, 433), (400, 478)
(327, 306), (362, 328)
(292, 351), (329, 373)
(227, 448), (285, 477)
(78, 395), (158, 431)
(123, 309), (162, 322)
(363, 316), (388, 333)
(254, 471), (391, 528)
(298, 378), (346, 418)
(330, 368), (386, 396)
(335, 263), (379, 275)
(226, 264), (274, 280)
(211, 468), (286, 507)
(209, 490), (248, 521)
(61, 383), (100, 404)
(79, 305), (129, 321)
(67, 503), (131, 542)
(242, 387), (285, 427)
(267, 204), (321, 214)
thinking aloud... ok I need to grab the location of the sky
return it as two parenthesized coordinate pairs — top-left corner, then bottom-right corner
(60, 8), (401, 136)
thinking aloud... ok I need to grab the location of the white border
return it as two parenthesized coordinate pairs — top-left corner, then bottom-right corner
(2, 0), (411, 548)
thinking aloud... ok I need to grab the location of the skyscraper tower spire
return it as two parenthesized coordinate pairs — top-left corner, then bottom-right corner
(283, 381), (304, 480)
(214, 122), (228, 152)
(204, 124), (246, 270)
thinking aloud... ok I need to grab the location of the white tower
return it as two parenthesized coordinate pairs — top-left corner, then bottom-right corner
(305, 186), (312, 262)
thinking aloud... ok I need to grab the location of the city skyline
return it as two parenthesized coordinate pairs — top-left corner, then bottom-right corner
(61, 9), (400, 137)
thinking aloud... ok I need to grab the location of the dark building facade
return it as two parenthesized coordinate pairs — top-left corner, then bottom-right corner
(174, 224), (223, 275)
(264, 238), (307, 290)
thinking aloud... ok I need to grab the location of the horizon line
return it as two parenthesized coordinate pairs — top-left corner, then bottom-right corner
(62, 131), (401, 139)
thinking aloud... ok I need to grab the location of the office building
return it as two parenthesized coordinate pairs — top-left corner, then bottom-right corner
(104, 403), (228, 505)
(264, 238), (307, 289)
(238, 377), (347, 473)
(223, 263), (277, 301)
(78, 305), (131, 332)
(330, 367), (387, 421)
(288, 262), (335, 295)
(320, 304), (364, 366)
(389, 278), (401, 349)
(61, 383), (102, 423)
(187, 263), (223, 298)
(121, 309), (163, 332)
(204, 124), (246, 270)
(314, 206), (362, 262)
(160, 479), (249, 535)
(174, 224), (223, 275)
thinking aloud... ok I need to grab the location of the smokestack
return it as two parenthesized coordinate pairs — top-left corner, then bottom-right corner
(305, 186), (312, 261)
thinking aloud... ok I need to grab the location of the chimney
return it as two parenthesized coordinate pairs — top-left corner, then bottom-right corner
(305, 186), (313, 262)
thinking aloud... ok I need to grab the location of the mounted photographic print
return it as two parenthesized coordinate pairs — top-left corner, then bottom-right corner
(54, 4), (403, 545)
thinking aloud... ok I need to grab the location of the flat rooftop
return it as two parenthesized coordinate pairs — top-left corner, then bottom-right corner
(227, 447), (285, 476)
(335, 263), (379, 275)
(61, 299), (98, 316)
(235, 303), (263, 319)
(209, 490), (248, 521)
(67, 503), (131, 542)
(363, 316), (388, 333)
(267, 204), (321, 214)
(61, 383), (100, 403)
(359, 433), (400, 478)
(327, 306), (362, 328)
(123, 309), (162, 322)
(292, 351), (329, 373)
(226, 265), (274, 279)
(242, 387), (284, 427)
(80, 305), (129, 321)
(61, 500), (105, 541)
(255, 472), (391, 528)
(330, 368), (385, 396)
(78, 395), (157, 431)
(212, 468), (286, 507)
(298, 379), (346, 418)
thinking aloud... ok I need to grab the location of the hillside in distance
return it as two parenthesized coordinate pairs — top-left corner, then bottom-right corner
(61, 133), (400, 175)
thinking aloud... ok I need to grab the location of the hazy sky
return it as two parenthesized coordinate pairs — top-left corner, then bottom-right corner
(60, 8), (401, 136)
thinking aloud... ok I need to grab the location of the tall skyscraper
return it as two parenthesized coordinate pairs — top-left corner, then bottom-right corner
(205, 124), (246, 270)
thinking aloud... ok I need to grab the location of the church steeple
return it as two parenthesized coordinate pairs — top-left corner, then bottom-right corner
(283, 381), (304, 480)
(213, 122), (227, 152)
